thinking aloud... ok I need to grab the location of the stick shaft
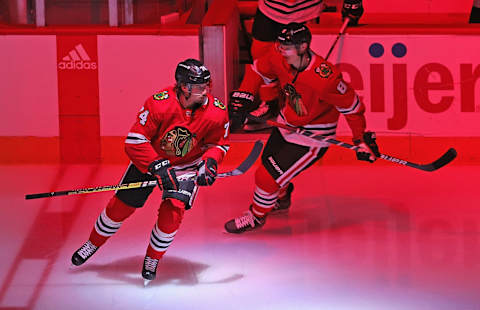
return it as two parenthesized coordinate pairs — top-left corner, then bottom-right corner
(249, 115), (456, 172)
(325, 17), (350, 60)
(26, 171), (232, 200)
(25, 141), (264, 200)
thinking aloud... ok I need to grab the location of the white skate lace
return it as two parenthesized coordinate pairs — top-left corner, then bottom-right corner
(250, 101), (270, 117)
(234, 211), (256, 229)
(144, 256), (159, 272)
(78, 241), (97, 259)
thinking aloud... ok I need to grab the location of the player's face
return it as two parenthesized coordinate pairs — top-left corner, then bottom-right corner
(190, 82), (210, 95)
(276, 42), (298, 58)
(184, 82), (210, 107)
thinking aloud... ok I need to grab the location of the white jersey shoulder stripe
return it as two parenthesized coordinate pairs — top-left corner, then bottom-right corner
(125, 132), (150, 144)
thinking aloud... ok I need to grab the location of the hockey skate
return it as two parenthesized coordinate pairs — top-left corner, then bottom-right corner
(142, 255), (159, 286)
(71, 240), (98, 266)
(224, 206), (266, 234)
(270, 183), (294, 215)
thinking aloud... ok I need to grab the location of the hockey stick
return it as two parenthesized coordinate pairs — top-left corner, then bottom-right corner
(246, 114), (457, 172)
(25, 140), (264, 200)
(325, 17), (350, 60)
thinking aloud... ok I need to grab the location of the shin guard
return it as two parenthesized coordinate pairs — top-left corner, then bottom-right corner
(146, 199), (185, 259)
(89, 196), (136, 247)
(251, 165), (280, 217)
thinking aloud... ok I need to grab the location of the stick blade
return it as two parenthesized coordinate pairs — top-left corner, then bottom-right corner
(224, 140), (264, 177)
(421, 148), (457, 172)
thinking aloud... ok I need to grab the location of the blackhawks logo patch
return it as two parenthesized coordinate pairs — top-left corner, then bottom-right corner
(153, 91), (169, 101)
(161, 126), (196, 157)
(315, 63), (332, 78)
(213, 98), (226, 110)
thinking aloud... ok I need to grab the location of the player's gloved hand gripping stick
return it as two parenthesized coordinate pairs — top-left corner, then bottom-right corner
(317, 17), (456, 171)
(25, 140), (264, 200)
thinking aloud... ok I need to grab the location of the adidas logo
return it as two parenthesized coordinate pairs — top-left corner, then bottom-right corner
(58, 44), (97, 70)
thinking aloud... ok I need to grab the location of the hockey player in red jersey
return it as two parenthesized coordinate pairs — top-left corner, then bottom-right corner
(71, 59), (230, 284)
(224, 23), (380, 234)
(251, 0), (364, 60)
(244, 0), (364, 131)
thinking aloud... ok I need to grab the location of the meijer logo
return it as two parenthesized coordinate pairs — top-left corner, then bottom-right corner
(58, 44), (97, 70)
(337, 42), (479, 131)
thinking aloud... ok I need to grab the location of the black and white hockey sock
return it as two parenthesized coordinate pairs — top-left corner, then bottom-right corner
(148, 223), (176, 257)
(252, 186), (279, 217)
(94, 208), (123, 238)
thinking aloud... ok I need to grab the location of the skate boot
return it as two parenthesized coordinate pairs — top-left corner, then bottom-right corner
(142, 255), (159, 286)
(224, 206), (266, 234)
(71, 240), (98, 266)
(271, 183), (294, 215)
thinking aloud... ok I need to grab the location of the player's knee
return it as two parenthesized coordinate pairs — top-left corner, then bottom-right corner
(255, 165), (280, 193)
(157, 199), (185, 233)
(105, 196), (136, 222)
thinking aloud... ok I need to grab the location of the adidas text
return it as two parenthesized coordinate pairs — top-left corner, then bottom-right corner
(58, 61), (97, 70)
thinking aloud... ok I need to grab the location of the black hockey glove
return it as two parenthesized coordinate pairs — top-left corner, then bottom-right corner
(148, 159), (179, 191)
(196, 158), (218, 186)
(354, 131), (380, 163)
(229, 91), (255, 132)
(342, 0), (364, 26)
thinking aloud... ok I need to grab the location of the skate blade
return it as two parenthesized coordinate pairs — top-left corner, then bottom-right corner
(143, 279), (152, 287)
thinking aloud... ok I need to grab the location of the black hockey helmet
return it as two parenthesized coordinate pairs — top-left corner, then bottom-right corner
(175, 58), (211, 85)
(277, 22), (312, 46)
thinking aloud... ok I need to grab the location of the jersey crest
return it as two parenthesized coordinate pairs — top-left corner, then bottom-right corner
(213, 98), (226, 110)
(161, 126), (195, 157)
(315, 63), (332, 78)
(153, 91), (169, 101)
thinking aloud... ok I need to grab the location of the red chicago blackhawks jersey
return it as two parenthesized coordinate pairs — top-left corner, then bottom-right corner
(125, 87), (230, 173)
(240, 48), (367, 144)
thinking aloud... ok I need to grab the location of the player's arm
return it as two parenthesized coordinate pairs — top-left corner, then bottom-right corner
(125, 96), (180, 190)
(197, 109), (231, 186)
(239, 58), (276, 95)
(124, 97), (164, 173)
(324, 72), (380, 162)
(229, 58), (277, 131)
